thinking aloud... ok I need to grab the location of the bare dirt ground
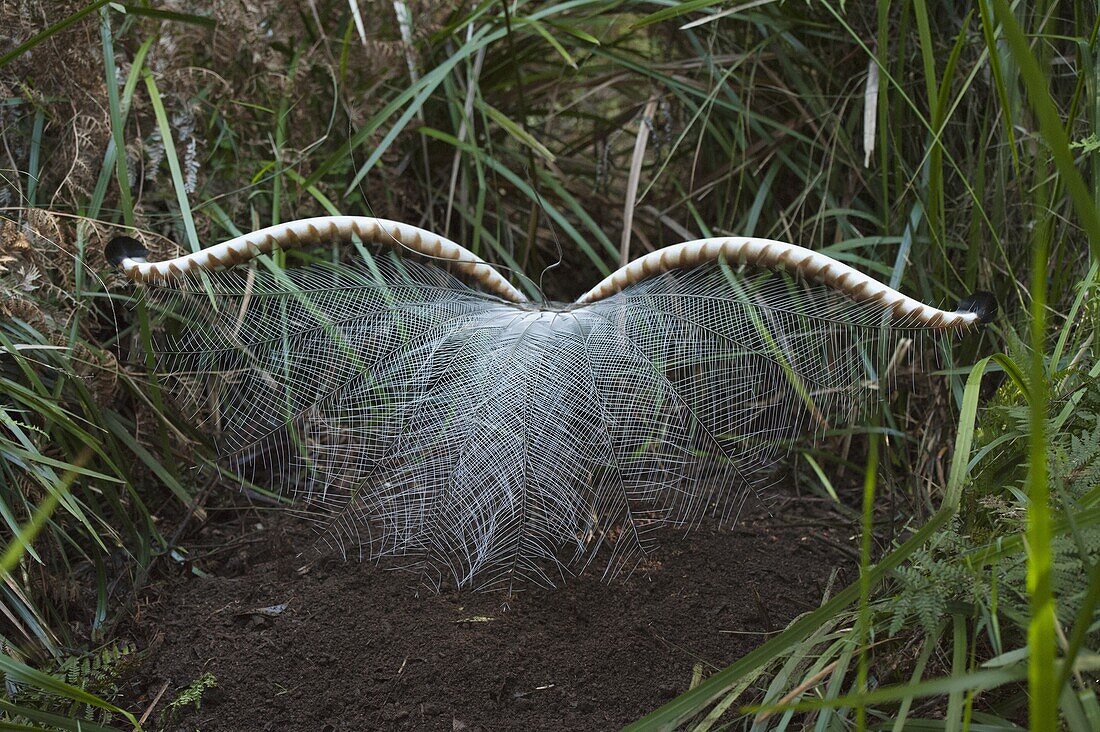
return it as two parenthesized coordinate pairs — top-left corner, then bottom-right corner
(119, 490), (855, 731)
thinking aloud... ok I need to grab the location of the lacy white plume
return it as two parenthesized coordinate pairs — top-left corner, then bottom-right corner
(142, 251), (955, 591)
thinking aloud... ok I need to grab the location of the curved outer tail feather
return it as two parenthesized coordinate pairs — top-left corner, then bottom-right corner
(576, 237), (987, 329)
(108, 216), (529, 305)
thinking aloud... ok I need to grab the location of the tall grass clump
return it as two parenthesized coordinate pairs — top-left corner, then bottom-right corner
(0, 0), (1096, 728)
(0, 219), (166, 727)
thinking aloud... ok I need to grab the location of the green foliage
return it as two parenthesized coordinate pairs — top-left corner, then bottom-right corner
(889, 519), (987, 635)
(891, 368), (1100, 638)
(6, 642), (135, 727)
(998, 380), (1100, 628)
(1071, 134), (1100, 155)
(162, 672), (216, 723)
(0, 229), (191, 657)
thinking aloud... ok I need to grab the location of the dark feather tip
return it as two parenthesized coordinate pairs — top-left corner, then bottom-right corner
(955, 291), (997, 324)
(104, 236), (148, 267)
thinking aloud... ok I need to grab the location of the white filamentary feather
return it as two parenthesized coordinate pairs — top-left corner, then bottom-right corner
(112, 216), (992, 590)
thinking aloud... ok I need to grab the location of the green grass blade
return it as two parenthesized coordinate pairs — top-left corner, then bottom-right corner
(98, 8), (134, 226)
(143, 70), (200, 252)
(0, 698), (124, 732)
(0, 653), (138, 728)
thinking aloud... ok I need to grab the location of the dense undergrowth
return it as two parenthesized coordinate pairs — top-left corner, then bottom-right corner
(0, 0), (1097, 729)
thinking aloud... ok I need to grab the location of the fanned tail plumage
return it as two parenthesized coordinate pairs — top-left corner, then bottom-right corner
(134, 246), (980, 589)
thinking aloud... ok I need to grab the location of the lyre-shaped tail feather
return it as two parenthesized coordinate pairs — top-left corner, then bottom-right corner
(109, 217), (993, 589)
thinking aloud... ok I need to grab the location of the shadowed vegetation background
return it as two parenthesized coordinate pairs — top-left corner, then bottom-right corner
(0, 0), (1097, 729)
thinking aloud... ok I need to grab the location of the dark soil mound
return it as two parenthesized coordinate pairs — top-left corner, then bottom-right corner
(121, 494), (854, 731)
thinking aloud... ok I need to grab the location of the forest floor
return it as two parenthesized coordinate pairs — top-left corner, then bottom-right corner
(117, 489), (856, 731)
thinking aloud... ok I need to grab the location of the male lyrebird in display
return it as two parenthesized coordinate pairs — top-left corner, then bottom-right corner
(107, 216), (994, 591)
